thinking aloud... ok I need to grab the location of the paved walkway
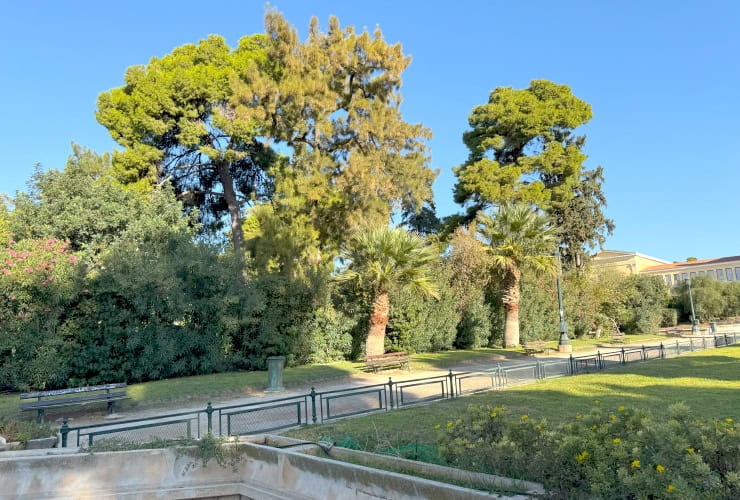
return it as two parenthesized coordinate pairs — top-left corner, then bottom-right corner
(60, 335), (703, 431)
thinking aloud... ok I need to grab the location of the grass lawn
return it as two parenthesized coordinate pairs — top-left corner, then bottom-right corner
(285, 346), (740, 457)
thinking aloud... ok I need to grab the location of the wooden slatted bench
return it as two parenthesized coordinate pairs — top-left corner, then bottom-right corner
(522, 341), (550, 356)
(20, 383), (128, 423)
(364, 352), (410, 373)
(610, 331), (625, 344)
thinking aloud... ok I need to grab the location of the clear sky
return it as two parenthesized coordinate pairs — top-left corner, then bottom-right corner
(1, 1), (738, 262)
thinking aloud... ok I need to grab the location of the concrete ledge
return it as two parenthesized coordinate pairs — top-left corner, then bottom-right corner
(0, 437), (528, 499)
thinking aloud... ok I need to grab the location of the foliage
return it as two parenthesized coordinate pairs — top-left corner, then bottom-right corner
(619, 275), (669, 334)
(8, 146), (171, 261)
(661, 308), (679, 327)
(552, 167), (615, 269)
(518, 274), (558, 341)
(676, 276), (726, 322)
(0, 416), (55, 443)
(455, 296), (494, 349)
(387, 276), (458, 353)
(0, 237), (80, 390)
(97, 33), (272, 254)
(65, 231), (241, 385)
(723, 282), (740, 318)
(453, 80), (592, 219)
(439, 403), (739, 499)
(233, 12), (436, 253)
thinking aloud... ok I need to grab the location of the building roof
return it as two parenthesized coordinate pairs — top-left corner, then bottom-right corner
(592, 250), (670, 264)
(642, 256), (740, 272)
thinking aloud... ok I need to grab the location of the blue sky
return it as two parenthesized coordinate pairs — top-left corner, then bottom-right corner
(1, 1), (738, 262)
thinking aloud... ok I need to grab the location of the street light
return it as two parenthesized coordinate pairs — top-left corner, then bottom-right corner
(555, 251), (572, 353)
(686, 277), (699, 333)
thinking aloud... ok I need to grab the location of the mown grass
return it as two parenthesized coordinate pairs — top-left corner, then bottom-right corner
(285, 346), (740, 456)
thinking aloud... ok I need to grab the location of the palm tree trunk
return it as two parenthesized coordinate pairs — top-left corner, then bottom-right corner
(366, 291), (389, 357)
(502, 268), (521, 348)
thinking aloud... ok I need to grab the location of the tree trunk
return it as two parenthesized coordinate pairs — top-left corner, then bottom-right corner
(366, 291), (389, 357)
(502, 268), (522, 348)
(216, 160), (244, 263)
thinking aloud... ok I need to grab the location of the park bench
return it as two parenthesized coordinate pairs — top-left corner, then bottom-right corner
(522, 341), (550, 356)
(20, 383), (128, 423)
(609, 331), (625, 343)
(364, 352), (410, 373)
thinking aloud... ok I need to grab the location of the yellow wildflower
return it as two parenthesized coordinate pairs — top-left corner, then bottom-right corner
(434, 424), (441, 430)
(631, 459), (640, 469)
(591, 425), (598, 430)
(610, 414), (617, 421)
(656, 464), (665, 473)
(618, 406), (625, 412)
(490, 412), (497, 418)
(687, 447), (695, 454)
(576, 450), (590, 464)
(446, 421), (453, 428)
(521, 415), (528, 421)
(725, 418), (733, 424)
(666, 484), (675, 493)
(576, 413), (582, 420)
(613, 438), (621, 444)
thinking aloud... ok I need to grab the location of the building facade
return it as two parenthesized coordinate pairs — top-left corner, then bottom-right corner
(592, 250), (740, 287)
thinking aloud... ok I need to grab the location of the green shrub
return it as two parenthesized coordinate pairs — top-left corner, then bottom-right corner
(438, 403), (739, 499)
(455, 297), (493, 349)
(661, 308), (679, 327)
(386, 286), (458, 353)
(0, 417), (56, 444)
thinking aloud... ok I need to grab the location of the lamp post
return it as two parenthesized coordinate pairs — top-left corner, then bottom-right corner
(687, 278), (699, 333)
(555, 252), (571, 353)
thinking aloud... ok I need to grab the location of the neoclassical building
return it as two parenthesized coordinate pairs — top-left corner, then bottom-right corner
(592, 250), (740, 287)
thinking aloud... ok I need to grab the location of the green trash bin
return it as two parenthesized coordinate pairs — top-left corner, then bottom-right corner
(266, 355), (285, 392)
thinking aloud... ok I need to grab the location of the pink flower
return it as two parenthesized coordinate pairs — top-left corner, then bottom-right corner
(16, 313), (23, 319)
(69, 255), (78, 264)
(10, 295), (15, 300)
(5, 259), (12, 266)
(8, 239), (15, 245)
(25, 268), (33, 273)
(2, 269), (10, 275)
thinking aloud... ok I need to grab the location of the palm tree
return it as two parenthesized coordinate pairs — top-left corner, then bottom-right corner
(478, 204), (557, 348)
(338, 227), (439, 357)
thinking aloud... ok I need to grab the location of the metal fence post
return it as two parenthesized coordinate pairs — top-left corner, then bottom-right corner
(448, 370), (455, 398)
(310, 387), (317, 424)
(596, 351), (602, 370)
(641, 345), (646, 361)
(388, 377), (395, 409)
(205, 402), (213, 434)
(689, 337), (694, 351)
(569, 354), (574, 375)
(60, 418), (69, 448)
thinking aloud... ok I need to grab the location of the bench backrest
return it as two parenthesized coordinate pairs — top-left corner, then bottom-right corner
(365, 352), (408, 361)
(20, 383), (127, 400)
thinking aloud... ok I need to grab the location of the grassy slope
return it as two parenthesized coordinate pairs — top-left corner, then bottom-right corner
(285, 346), (740, 451)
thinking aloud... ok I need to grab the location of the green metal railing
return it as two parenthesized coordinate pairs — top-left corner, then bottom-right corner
(59, 333), (738, 448)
